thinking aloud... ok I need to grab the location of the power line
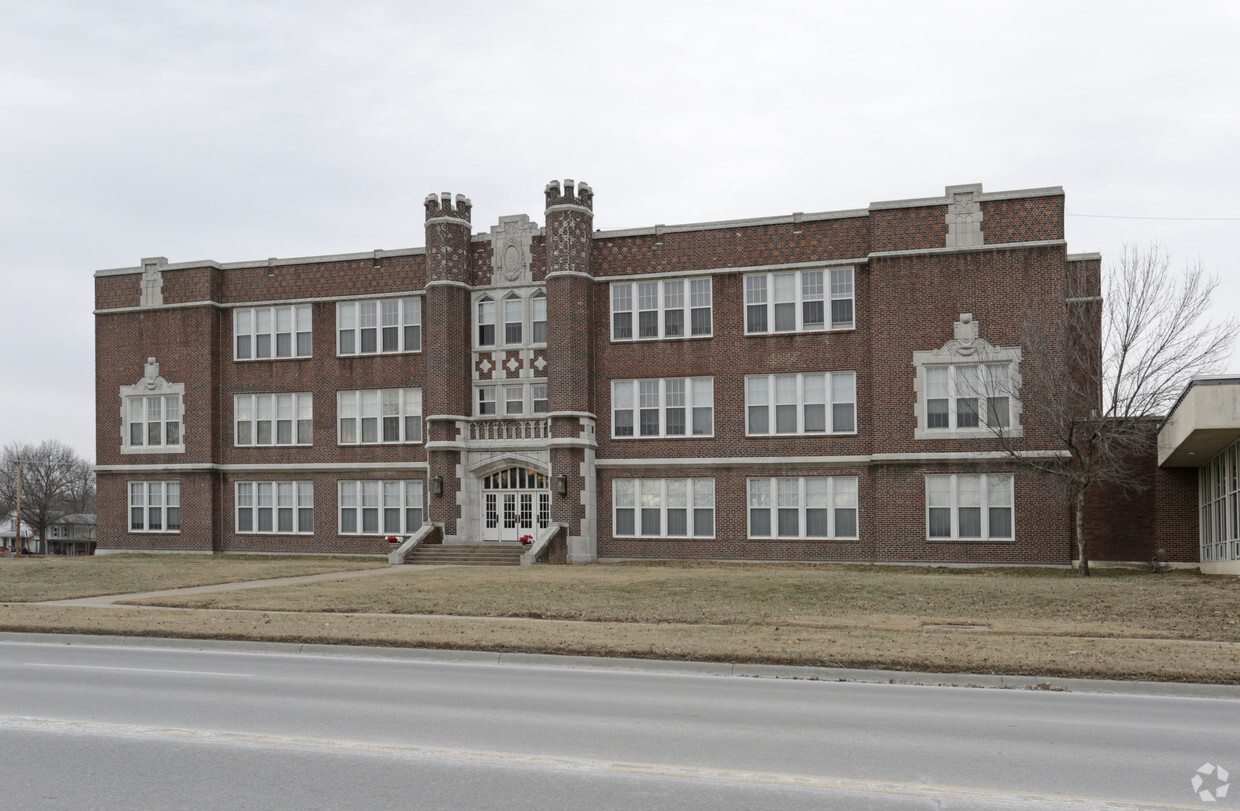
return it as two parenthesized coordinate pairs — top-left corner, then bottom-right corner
(1067, 208), (1240, 222)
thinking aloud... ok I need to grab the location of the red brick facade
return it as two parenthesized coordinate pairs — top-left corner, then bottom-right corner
(94, 181), (1191, 563)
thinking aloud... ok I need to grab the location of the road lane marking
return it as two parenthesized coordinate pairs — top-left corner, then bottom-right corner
(22, 663), (253, 677)
(0, 714), (1189, 809)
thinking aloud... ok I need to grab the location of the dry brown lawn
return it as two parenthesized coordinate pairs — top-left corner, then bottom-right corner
(0, 554), (384, 601)
(3, 560), (1239, 683)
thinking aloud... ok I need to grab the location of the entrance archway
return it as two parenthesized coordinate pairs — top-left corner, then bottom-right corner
(480, 466), (550, 542)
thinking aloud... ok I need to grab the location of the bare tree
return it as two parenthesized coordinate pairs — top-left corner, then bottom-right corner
(993, 245), (1238, 575)
(0, 440), (92, 554)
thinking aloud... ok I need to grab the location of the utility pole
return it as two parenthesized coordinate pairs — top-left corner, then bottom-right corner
(13, 458), (22, 558)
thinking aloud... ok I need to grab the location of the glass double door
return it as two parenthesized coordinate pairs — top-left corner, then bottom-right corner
(481, 467), (551, 543)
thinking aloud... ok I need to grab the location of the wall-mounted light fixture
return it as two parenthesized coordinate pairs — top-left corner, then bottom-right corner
(556, 474), (567, 496)
(432, 475), (443, 496)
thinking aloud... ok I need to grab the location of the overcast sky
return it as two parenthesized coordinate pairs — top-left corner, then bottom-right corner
(2, 0), (1237, 463)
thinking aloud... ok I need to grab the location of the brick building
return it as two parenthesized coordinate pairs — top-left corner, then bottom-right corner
(93, 180), (1197, 565)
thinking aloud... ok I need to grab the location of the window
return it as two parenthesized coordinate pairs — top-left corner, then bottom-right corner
(613, 478), (714, 538)
(476, 382), (548, 418)
(234, 305), (312, 360)
(610, 278), (712, 341)
(337, 298), (420, 355)
(337, 389), (422, 444)
(339, 480), (423, 535)
(236, 481), (313, 534)
(748, 477), (857, 539)
(504, 385), (524, 416)
(925, 474), (1013, 540)
(1199, 443), (1240, 563)
(746, 372), (855, 435)
(532, 384), (548, 414)
(235, 393), (312, 446)
(921, 363), (1015, 435)
(125, 394), (182, 449)
(612, 378), (713, 438)
(128, 482), (180, 533)
(531, 291), (547, 344)
(745, 267), (853, 334)
(503, 295), (523, 345)
(477, 297), (496, 346)
(478, 387), (497, 416)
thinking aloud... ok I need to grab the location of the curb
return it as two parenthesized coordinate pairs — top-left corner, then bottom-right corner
(3, 631), (1239, 699)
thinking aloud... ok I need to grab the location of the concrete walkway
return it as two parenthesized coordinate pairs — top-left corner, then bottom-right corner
(39, 566), (426, 607)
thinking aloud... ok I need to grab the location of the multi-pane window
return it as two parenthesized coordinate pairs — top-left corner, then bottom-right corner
(125, 395), (182, 448)
(235, 393), (312, 446)
(924, 364), (1012, 431)
(1200, 443), (1240, 563)
(610, 278), (712, 341)
(477, 297), (496, 346)
(747, 477), (858, 539)
(612, 378), (713, 438)
(339, 480), (423, 535)
(337, 298), (420, 355)
(531, 291), (547, 344)
(337, 389), (422, 444)
(926, 474), (1013, 540)
(476, 382), (548, 417)
(746, 372), (855, 435)
(503, 295), (523, 345)
(234, 305), (312, 360)
(128, 482), (180, 532)
(236, 481), (313, 534)
(745, 268), (854, 333)
(613, 478), (715, 538)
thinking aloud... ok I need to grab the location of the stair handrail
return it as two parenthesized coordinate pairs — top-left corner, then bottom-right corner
(387, 523), (437, 565)
(520, 522), (565, 566)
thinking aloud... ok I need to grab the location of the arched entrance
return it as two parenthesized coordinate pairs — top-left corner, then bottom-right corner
(481, 466), (551, 542)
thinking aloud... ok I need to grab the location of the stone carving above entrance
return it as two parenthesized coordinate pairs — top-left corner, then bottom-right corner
(490, 214), (538, 286)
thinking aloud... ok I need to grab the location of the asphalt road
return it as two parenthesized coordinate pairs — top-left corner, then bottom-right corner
(0, 639), (1235, 810)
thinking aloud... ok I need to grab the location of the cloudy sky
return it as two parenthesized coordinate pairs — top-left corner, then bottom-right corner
(2, 0), (1237, 462)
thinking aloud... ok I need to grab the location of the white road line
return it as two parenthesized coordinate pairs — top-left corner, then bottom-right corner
(22, 663), (253, 677)
(0, 715), (1188, 810)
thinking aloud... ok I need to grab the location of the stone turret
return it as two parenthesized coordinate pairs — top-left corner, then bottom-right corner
(544, 179), (593, 277)
(424, 192), (472, 285)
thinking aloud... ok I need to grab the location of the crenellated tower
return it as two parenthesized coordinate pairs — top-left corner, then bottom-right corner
(543, 179), (598, 562)
(423, 192), (474, 538)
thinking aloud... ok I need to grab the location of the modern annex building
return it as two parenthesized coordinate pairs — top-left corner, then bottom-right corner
(94, 180), (1201, 565)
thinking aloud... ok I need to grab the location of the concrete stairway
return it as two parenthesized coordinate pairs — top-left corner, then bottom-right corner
(404, 543), (524, 566)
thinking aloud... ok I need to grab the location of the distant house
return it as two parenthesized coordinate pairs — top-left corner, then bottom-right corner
(47, 514), (98, 556)
(0, 516), (34, 554)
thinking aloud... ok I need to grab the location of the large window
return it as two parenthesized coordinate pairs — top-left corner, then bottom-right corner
(611, 278), (712, 341)
(235, 393), (312, 446)
(475, 381), (548, 418)
(475, 289), (545, 348)
(235, 305), (312, 360)
(612, 377), (713, 438)
(924, 364), (1012, 432)
(1199, 443), (1240, 563)
(236, 481), (313, 534)
(745, 267), (853, 334)
(613, 478), (714, 538)
(128, 482), (180, 533)
(746, 372), (855, 435)
(747, 477), (858, 539)
(337, 298), (420, 355)
(337, 389), (422, 444)
(925, 474), (1013, 540)
(125, 394), (182, 449)
(339, 480), (423, 535)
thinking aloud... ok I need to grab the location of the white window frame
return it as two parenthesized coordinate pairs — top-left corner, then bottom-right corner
(912, 318), (1023, 440)
(611, 377), (714, 439)
(919, 363), (1017, 436)
(128, 481), (181, 533)
(745, 372), (856, 436)
(925, 473), (1014, 541)
(122, 393), (184, 452)
(744, 267), (854, 335)
(530, 290), (548, 345)
(746, 477), (858, 540)
(612, 478), (715, 539)
(234, 393), (313, 447)
(609, 278), (712, 342)
(338, 480), (424, 536)
(337, 297), (420, 356)
(337, 388), (423, 445)
(234, 305), (312, 361)
(502, 293), (524, 346)
(474, 380), (549, 418)
(235, 481), (314, 535)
